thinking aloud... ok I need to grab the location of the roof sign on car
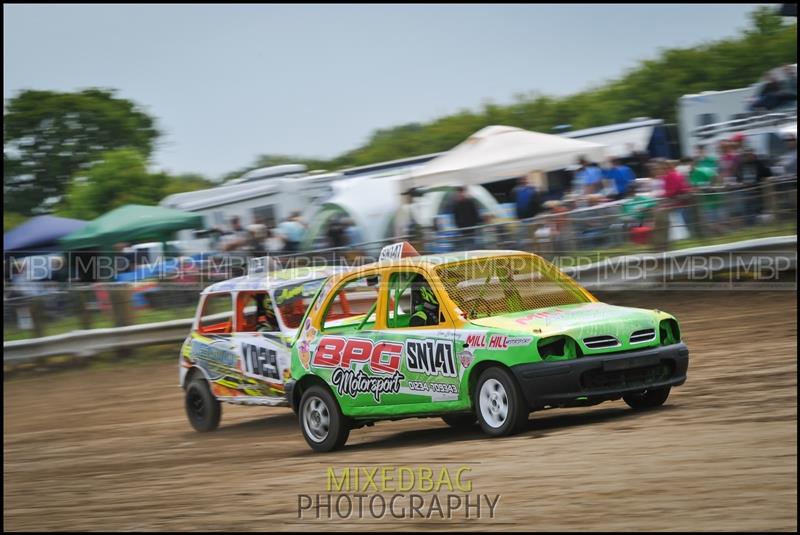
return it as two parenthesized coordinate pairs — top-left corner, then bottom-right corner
(378, 241), (420, 262)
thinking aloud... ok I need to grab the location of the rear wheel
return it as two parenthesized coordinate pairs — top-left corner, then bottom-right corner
(474, 367), (528, 437)
(299, 386), (350, 452)
(441, 413), (477, 429)
(623, 386), (671, 409)
(185, 376), (221, 432)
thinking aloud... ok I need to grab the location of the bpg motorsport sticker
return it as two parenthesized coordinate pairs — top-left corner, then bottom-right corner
(310, 336), (462, 402)
(311, 336), (405, 401)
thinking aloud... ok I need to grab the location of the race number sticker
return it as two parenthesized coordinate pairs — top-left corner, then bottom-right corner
(405, 339), (457, 377)
(241, 342), (280, 381)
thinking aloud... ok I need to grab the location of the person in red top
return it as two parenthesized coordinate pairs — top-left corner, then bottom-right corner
(662, 160), (691, 204)
(658, 159), (695, 240)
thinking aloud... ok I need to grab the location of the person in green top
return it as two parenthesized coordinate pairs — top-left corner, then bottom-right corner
(688, 146), (723, 235)
(621, 180), (658, 227)
(692, 145), (719, 175)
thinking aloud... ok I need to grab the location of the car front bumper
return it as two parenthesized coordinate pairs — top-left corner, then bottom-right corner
(511, 342), (689, 409)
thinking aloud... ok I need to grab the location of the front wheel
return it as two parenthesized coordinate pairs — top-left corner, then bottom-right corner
(185, 377), (221, 432)
(623, 386), (671, 409)
(474, 367), (529, 437)
(299, 385), (350, 452)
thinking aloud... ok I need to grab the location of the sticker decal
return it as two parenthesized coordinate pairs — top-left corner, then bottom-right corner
(330, 368), (404, 402)
(241, 342), (279, 381)
(458, 349), (474, 369)
(405, 339), (457, 378)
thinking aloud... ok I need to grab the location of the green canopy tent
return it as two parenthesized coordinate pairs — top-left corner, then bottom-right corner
(59, 204), (204, 251)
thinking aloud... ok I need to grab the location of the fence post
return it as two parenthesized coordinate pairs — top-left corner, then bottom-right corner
(76, 288), (93, 330)
(652, 206), (670, 251)
(108, 283), (133, 359)
(29, 297), (46, 339)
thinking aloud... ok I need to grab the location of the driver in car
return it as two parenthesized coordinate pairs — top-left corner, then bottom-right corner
(409, 275), (440, 327)
(253, 294), (278, 332)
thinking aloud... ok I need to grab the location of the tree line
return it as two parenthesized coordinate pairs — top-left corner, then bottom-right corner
(4, 6), (796, 229)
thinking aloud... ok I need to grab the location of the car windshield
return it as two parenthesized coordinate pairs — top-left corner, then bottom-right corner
(434, 255), (590, 320)
(273, 278), (327, 328)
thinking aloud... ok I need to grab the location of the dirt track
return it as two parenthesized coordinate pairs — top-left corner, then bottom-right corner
(4, 291), (797, 531)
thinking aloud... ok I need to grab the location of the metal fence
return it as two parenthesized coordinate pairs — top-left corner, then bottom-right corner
(3, 176), (797, 342)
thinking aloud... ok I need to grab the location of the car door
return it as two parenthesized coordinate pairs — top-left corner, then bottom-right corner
(376, 269), (460, 406)
(191, 292), (242, 398)
(232, 290), (291, 399)
(309, 270), (399, 409)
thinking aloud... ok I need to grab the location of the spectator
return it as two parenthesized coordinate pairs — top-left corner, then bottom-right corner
(343, 218), (362, 247)
(750, 72), (784, 111)
(450, 186), (483, 250)
(622, 180), (658, 226)
(538, 199), (570, 252)
(736, 148), (771, 224)
(659, 159), (693, 240)
(326, 215), (348, 248)
(393, 188), (424, 248)
(737, 148), (771, 186)
(278, 211), (307, 253)
(718, 140), (741, 187)
(694, 145), (719, 176)
(220, 216), (251, 251)
(245, 224), (266, 256)
(264, 228), (284, 254)
(688, 153), (723, 235)
(779, 64), (797, 102)
(620, 142), (648, 178)
(676, 157), (693, 177)
(604, 157), (637, 199)
(575, 157), (604, 195)
(579, 194), (609, 248)
(662, 160), (692, 204)
(777, 134), (797, 176)
(512, 173), (542, 220)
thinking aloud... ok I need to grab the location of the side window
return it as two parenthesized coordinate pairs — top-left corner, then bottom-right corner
(236, 292), (278, 333)
(697, 113), (718, 127)
(386, 272), (442, 328)
(198, 293), (233, 335)
(322, 274), (381, 332)
(275, 280), (323, 329)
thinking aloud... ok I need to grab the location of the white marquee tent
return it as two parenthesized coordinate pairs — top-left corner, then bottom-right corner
(406, 125), (607, 188)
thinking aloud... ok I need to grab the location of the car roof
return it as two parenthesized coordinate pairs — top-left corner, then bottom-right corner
(202, 251), (537, 295)
(340, 250), (536, 276)
(201, 265), (349, 295)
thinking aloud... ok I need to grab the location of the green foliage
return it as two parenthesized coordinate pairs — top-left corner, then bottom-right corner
(57, 150), (215, 219)
(58, 149), (167, 220)
(4, 212), (27, 233)
(236, 7), (796, 173)
(4, 88), (159, 215)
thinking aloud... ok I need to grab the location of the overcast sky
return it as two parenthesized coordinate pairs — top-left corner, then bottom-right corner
(4, 4), (768, 179)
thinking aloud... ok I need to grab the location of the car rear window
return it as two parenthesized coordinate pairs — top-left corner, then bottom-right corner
(198, 292), (233, 334)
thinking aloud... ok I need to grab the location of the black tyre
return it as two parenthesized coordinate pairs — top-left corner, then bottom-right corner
(623, 386), (671, 409)
(185, 376), (221, 432)
(441, 413), (477, 428)
(299, 385), (350, 452)
(474, 367), (529, 437)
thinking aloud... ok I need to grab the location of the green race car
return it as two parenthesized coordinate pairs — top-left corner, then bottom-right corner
(286, 244), (689, 452)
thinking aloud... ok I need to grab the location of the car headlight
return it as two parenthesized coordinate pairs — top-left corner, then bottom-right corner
(537, 335), (581, 361)
(659, 319), (681, 345)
